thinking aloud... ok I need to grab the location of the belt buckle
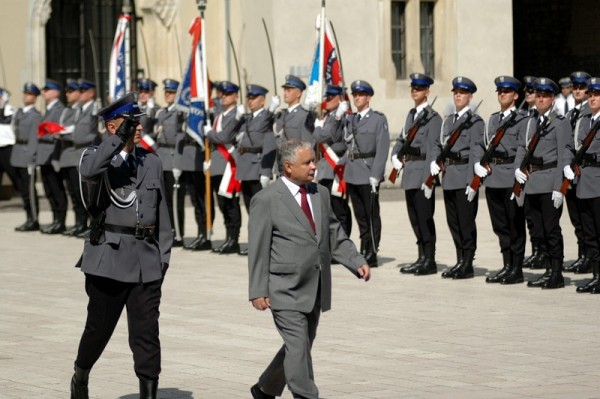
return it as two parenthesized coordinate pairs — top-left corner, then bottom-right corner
(134, 225), (144, 239)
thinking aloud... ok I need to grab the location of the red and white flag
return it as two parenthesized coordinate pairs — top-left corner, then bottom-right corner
(140, 134), (157, 153)
(109, 14), (131, 101)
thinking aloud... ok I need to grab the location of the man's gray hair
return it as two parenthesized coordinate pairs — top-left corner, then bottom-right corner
(277, 139), (313, 173)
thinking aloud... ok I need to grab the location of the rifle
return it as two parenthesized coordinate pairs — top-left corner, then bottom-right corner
(389, 97), (438, 183)
(424, 100), (483, 189)
(559, 118), (600, 195)
(469, 102), (525, 191)
(512, 113), (556, 196)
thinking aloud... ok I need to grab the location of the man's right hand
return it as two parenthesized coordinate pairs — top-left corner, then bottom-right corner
(251, 297), (271, 311)
(391, 154), (403, 170)
(115, 114), (137, 143)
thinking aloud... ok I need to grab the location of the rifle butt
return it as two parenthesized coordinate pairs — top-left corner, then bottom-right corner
(388, 168), (398, 184)
(424, 174), (435, 189)
(470, 176), (481, 192)
(512, 181), (523, 197)
(559, 178), (571, 196)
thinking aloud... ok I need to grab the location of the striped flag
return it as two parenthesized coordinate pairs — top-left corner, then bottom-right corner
(108, 14), (131, 101)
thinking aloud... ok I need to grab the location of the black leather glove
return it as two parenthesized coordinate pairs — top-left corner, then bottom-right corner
(161, 262), (169, 277)
(115, 113), (137, 143)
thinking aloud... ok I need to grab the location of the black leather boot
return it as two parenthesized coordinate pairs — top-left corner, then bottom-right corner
(414, 243), (437, 275)
(212, 230), (231, 253)
(564, 243), (586, 272)
(527, 267), (551, 288)
(573, 254), (592, 274)
(577, 261), (599, 293)
(15, 217), (40, 232)
(185, 233), (212, 251)
(442, 248), (464, 279)
(530, 248), (549, 269)
(522, 242), (539, 268)
(487, 251), (512, 283)
(220, 234), (240, 254)
(541, 259), (565, 289)
(40, 212), (58, 234)
(363, 240), (378, 267)
(453, 250), (474, 279)
(501, 253), (524, 284)
(139, 377), (158, 399)
(70, 363), (90, 399)
(400, 244), (424, 273)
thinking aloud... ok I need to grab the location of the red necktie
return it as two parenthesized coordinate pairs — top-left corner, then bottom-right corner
(299, 185), (315, 234)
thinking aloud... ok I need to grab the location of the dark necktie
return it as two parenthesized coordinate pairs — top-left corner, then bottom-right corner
(299, 185), (315, 234)
(355, 113), (362, 124)
(127, 154), (136, 174)
(409, 108), (417, 122)
(499, 113), (504, 123)
(537, 116), (544, 129)
(453, 113), (459, 123)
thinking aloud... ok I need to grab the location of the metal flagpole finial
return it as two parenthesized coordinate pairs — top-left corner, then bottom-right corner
(122, 0), (132, 13)
(197, 0), (207, 13)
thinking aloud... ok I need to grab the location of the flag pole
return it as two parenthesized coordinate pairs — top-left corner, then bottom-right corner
(197, 0), (212, 240)
(123, 0), (132, 94)
(318, 0), (326, 119)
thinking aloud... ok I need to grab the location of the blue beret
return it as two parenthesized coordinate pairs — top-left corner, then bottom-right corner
(42, 79), (62, 92)
(219, 80), (239, 94)
(452, 76), (477, 93)
(571, 71), (590, 86)
(246, 84), (269, 97)
(65, 79), (79, 91)
(97, 92), (145, 122)
(78, 79), (95, 90)
(523, 76), (536, 90)
(494, 76), (521, 91)
(350, 80), (374, 96)
(282, 75), (306, 91)
(558, 77), (572, 87)
(534, 77), (559, 94)
(163, 79), (179, 92)
(23, 83), (40, 96)
(324, 84), (345, 96)
(587, 77), (600, 92)
(410, 73), (434, 87)
(137, 79), (157, 91)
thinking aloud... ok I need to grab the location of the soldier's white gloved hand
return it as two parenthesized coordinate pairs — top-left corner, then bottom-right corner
(335, 101), (349, 119)
(369, 177), (379, 193)
(421, 183), (432, 199)
(260, 175), (270, 188)
(391, 154), (403, 170)
(268, 96), (280, 112)
(203, 125), (211, 135)
(172, 168), (182, 180)
(552, 190), (563, 209)
(474, 162), (489, 178)
(314, 118), (325, 129)
(203, 161), (211, 172)
(510, 192), (525, 207)
(465, 185), (477, 202)
(515, 168), (528, 184)
(430, 161), (441, 176)
(235, 104), (245, 120)
(563, 165), (575, 180)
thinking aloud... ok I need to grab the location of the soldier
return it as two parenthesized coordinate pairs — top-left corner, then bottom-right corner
(235, 84), (277, 256)
(564, 77), (600, 293)
(343, 80), (390, 267)
(59, 79), (99, 238)
(137, 78), (160, 136)
(391, 74), (441, 274)
(523, 76), (537, 115)
(10, 83), (42, 231)
(37, 79), (69, 234)
(473, 76), (528, 284)
(313, 84), (352, 237)
(563, 71), (591, 274)
(554, 77), (575, 116)
(273, 75), (315, 145)
(0, 88), (19, 202)
(514, 78), (569, 289)
(204, 81), (243, 254)
(429, 77), (484, 278)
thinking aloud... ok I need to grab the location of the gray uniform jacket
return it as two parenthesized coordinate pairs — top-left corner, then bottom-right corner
(564, 112), (600, 199)
(78, 134), (172, 283)
(392, 108), (442, 190)
(174, 131), (203, 172)
(342, 109), (390, 185)
(274, 105), (316, 145)
(314, 112), (347, 181)
(139, 101), (160, 136)
(514, 112), (570, 195)
(471, 110), (528, 188)
(235, 109), (276, 181)
(37, 101), (66, 165)
(566, 102), (590, 131)
(154, 106), (182, 171)
(248, 178), (365, 313)
(430, 111), (485, 190)
(206, 107), (239, 176)
(10, 106), (42, 168)
(59, 101), (99, 167)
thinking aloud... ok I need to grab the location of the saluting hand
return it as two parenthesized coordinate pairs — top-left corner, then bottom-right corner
(251, 297), (271, 311)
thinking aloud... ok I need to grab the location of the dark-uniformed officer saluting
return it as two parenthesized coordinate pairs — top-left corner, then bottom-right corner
(393, 73), (441, 275)
(273, 75), (316, 145)
(70, 92), (172, 399)
(343, 80), (390, 267)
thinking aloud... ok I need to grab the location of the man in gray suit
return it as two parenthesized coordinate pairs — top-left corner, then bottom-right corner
(70, 93), (172, 399)
(248, 139), (370, 399)
(11, 83), (43, 231)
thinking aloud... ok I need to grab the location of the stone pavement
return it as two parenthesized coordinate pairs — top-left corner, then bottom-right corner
(1, 190), (600, 399)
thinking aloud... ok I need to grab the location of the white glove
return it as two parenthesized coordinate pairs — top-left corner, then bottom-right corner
(203, 125), (211, 135)
(552, 190), (563, 209)
(369, 177), (379, 193)
(563, 165), (575, 180)
(465, 185), (477, 202)
(430, 161), (441, 176)
(421, 183), (432, 199)
(27, 164), (35, 175)
(510, 192), (525, 207)
(335, 101), (349, 118)
(260, 175), (270, 188)
(268, 96), (280, 112)
(203, 161), (211, 172)
(235, 104), (245, 120)
(474, 162), (489, 178)
(391, 154), (403, 170)
(515, 168), (528, 184)
(314, 118), (325, 129)
(172, 168), (182, 180)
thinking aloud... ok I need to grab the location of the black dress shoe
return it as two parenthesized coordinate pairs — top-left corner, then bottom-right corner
(220, 240), (240, 254)
(573, 257), (592, 274)
(68, 224), (87, 237)
(400, 264), (419, 274)
(40, 222), (57, 234)
(76, 228), (91, 239)
(44, 222), (66, 234)
(212, 238), (231, 253)
(576, 278), (600, 293)
(500, 268), (524, 284)
(486, 267), (510, 283)
(70, 363), (89, 399)
(564, 255), (585, 272)
(441, 261), (462, 279)
(15, 220), (40, 232)
(527, 269), (551, 287)
(238, 248), (248, 256)
(185, 235), (212, 251)
(172, 238), (184, 247)
(250, 383), (274, 399)
(414, 259), (437, 275)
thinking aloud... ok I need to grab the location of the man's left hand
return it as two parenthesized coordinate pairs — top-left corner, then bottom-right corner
(357, 264), (371, 281)
(251, 297), (271, 311)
